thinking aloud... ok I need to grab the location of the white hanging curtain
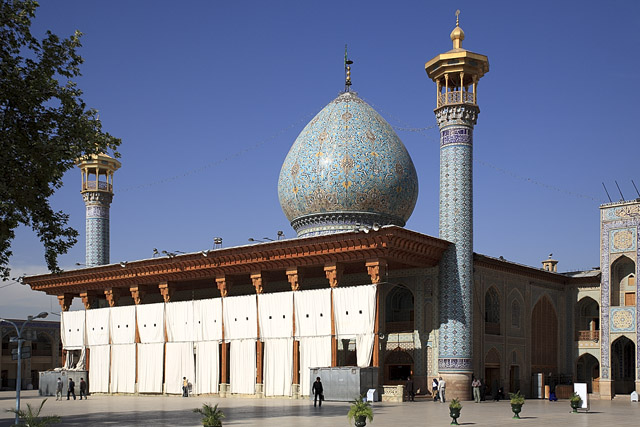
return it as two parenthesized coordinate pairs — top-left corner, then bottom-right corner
(110, 344), (136, 393)
(195, 341), (220, 395)
(264, 338), (293, 397)
(165, 300), (195, 342)
(258, 292), (293, 339)
(88, 345), (110, 393)
(299, 336), (332, 396)
(223, 295), (257, 340)
(165, 342), (195, 394)
(136, 303), (165, 343)
(333, 285), (377, 367)
(230, 339), (256, 394)
(137, 343), (164, 393)
(294, 288), (331, 338)
(109, 306), (136, 344)
(194, 298), (222, 342)
(75, 347), (87, 370)
(61, 310), (86, 350)
(86, 308), (110, 346)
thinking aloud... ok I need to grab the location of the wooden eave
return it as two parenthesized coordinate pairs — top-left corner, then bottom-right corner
(24, 226), (450, 296)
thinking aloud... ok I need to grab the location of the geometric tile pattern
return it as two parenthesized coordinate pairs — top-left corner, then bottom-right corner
(278, 91), (419, 237)
(83, 192), (113, 266)
(600, 209), (640, 380)
(436, 104), (479, 372)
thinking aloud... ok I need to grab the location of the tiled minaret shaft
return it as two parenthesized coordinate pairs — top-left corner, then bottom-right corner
(77, 154), (121, 266)
(425, 11), (489, 399)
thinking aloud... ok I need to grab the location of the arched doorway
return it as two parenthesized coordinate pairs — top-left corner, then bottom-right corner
(576, 354), (599, 393)
(385, 285), (414, 333)
(384, 347), (414, 385)
(484, 287), (500, 335)
(612, 336), (635, 394)
(531, 295), (558, 374)
(611, 256), (635, 307)
(485, 347), (501, 398)
(575, 298), (599, 341)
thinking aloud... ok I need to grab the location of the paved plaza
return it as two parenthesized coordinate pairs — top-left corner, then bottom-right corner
(0, 391), (638, 426)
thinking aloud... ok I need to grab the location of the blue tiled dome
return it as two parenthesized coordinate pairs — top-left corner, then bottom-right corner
(278, 91), (418, 237)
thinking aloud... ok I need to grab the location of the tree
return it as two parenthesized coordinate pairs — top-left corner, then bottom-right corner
(0, 0), (120, 279)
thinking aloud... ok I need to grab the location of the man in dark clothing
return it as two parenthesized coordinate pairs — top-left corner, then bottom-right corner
(312, 377), (324, 407)
(67, 378), (76, 400)
(79, 378), (87, 400)
(406, 376), (415, 401)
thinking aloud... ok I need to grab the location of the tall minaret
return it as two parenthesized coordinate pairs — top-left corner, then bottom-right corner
(425, 10), (489, 399)
(77, 153), (121, 266)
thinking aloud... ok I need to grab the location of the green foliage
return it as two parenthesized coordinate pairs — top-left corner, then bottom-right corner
(6, 398), (61, 426)
(193, 403), (225, 427)
(0, 0), (121, 279)
(509, 390), (525, 405)
(570, 392), (582, 403)
(347, 394), (374, 425)
(448, 398), (462, 410)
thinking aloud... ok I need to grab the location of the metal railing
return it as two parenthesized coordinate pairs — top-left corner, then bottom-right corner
(385, 321), (414, 333)
(437, 90), (476, 108)
(82, 181), (112, 192)
(484, 322), (500, 335)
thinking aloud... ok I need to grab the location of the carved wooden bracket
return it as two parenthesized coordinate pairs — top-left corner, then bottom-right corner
(251, 272), (264, 294)
(286, 267), (301, 291)
(324, 262), (343, 288)
(79, 291), (97, 310)
(57, 294), (73, 312)
(366, 259), (388, 284)
(216, 276), (230, 298)
(104, 288), (120, 307)
(130, 286), (145, 305)
(158, 282), (173, 303)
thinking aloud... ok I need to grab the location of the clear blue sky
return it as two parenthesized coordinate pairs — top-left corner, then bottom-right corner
(4, 0), (640, 316)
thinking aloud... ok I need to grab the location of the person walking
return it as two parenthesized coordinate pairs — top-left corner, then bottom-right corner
(67, 377), (76, 400)
(182, 377), (189, 397)
(312, 377), (324, 407)
(406, 376), (415, 402)
(55, 377), (63, 401)
(79, 378), (87, 400)
(472, 377), (481, 403)
(432, 377), (439, 401)
(438, 376), (446, 403)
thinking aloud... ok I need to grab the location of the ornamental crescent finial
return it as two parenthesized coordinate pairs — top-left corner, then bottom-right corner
(455, 9), (460, 27)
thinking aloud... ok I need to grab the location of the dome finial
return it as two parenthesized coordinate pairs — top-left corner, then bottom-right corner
(450, 9), (465, 49)
(344, 44), (353, 92)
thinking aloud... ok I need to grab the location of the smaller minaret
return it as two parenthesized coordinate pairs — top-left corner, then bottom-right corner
(77, 153), (121, 266)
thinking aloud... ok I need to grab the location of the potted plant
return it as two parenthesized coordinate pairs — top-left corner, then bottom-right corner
(569, 392), (582, 413)
(193, 403), (225, 427)
(509, 390), (525, 419)
(347, 394), (374, 427)
(448, 398), (462, 425)
(6, 398), (61, 426)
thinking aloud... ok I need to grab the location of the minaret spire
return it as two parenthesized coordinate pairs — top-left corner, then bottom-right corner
(344, 44), (353, 91)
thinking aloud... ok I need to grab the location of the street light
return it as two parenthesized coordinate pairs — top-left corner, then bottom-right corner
(0, 312), (48, 425)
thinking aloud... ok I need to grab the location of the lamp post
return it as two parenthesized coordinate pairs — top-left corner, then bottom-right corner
(0, 312), (48, 425)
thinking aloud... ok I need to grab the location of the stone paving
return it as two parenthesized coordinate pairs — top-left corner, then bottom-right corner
(0, 391), (638, 426)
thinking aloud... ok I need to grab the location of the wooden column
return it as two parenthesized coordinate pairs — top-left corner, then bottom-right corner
(366, 259), (387, 368)
(252, 272), (264, 386)
(217, 276), (230, 385)
(158, 281), (174, 303)
(287, 267), (301, 385)
(79, 291), (96, 310)
(104, 288), (120, 307)
(57, 294), (73, 311)
(130, 285), (145, 305)
(325, 262), (342, 367)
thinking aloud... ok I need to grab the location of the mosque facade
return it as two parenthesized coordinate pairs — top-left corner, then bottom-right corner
(23, 19), (639, 400)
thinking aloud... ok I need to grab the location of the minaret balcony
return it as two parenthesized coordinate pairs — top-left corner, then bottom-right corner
(82, 181), (112, 192)
(437, 90), (476, 108)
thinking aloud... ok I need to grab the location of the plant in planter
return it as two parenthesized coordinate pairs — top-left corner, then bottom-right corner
(509, 390), (525, 419)
(448, 398), (462, 425)
(6, 399), (61, 427)
(193, 403), (225, 427)
(569, 392), (582, 413)
(347, 394), (374, 427)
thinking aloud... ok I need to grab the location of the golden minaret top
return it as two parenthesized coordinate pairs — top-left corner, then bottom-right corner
(450, 9), (465, 50)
